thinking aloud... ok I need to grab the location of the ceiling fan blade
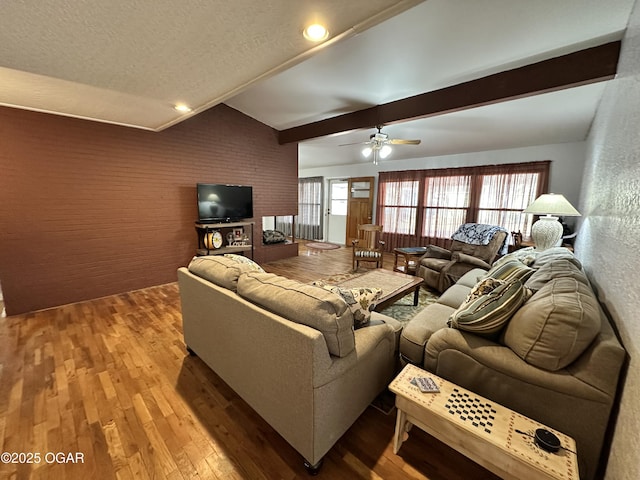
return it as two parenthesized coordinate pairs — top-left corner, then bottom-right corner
(389, 139), (421, 145)
(339, 141), (370, 147)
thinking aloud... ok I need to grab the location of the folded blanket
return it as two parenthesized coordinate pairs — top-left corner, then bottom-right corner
(452, 223), (509, 255)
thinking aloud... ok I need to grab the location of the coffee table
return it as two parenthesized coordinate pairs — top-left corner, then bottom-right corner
(389, 364), (579, 480)
(336, 268), (423, 312)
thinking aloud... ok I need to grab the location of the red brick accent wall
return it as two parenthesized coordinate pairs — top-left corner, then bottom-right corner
(0, 104), (298, 315)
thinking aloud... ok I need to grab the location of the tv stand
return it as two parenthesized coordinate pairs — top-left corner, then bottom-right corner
(195, 221), (254, 259)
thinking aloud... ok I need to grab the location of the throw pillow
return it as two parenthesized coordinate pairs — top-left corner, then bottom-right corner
(485, 260), (535, 283)
(223, 253), (265, 272)
(464, 277), (506, 304)
(313, 281), (382, 328)
(448, 279), (531, 336)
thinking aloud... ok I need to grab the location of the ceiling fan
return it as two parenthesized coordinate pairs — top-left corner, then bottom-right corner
(340, 125), (421, 164)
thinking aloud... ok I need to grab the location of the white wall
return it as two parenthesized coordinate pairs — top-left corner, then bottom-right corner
(575, 1), (640, 478)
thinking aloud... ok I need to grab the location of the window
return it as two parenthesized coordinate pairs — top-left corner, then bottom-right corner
(330, 181), (348, 216)
(422, 175), (471, 238)
(297, 176), (323, 240)
(377, 161), (549, 250)
(378, 178), (420, 235)
(477, 172), (539, 235)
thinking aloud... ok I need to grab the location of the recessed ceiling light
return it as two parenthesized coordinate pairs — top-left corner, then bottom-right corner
(174, 103), (192, 113)
(303, 23), (329, 42)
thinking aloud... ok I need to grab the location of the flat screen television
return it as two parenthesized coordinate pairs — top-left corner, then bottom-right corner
(197, 183), (253, 223)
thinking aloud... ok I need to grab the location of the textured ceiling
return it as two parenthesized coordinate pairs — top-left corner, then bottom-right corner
(0, 0), (420, 130)
(0, 0), (636, 168)
(226, 0), (636, 168)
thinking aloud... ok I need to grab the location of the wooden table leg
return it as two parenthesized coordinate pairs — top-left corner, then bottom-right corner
(412, 285), (420, 306)
(393, 408), (411, 454)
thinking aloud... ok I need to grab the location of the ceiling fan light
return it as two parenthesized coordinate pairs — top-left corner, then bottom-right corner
(380, 145), (392, 158)
(362, 147), (372, 158)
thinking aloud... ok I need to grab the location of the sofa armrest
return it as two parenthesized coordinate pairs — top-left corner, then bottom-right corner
(450, 252), (491, 270)
(424, 328), (612, 401)
(313, 320), (397, 387)
(420, 245), (452, 261)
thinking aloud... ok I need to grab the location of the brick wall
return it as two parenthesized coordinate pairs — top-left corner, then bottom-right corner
(0, 104), (298, 315)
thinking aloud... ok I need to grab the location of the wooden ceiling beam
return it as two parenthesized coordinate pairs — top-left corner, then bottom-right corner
(277, 40), (620, 144)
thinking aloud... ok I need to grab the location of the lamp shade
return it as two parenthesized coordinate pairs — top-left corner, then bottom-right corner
(523, 194), (580, 217)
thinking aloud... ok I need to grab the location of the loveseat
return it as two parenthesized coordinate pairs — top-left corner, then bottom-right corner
(177, 255), (402, 473)
(400, 248), (625, 480)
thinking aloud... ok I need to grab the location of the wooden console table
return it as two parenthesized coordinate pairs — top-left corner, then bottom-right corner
(389, 364), (579, 480)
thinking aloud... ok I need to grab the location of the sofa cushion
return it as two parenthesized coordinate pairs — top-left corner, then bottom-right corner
(187, 255), (258, 292)
(502, 277), (601, 371)
(437, 284), (472, 309)
(532, 247), (582, 270)
(525, 258), (590, 292)
(313, 281), (382, 328)
(448, 279), (530, 336)
(400, 303), (455, 365)
(485, 260), (535, 283)
(491, 247), (538, 268)
(456, 268), (487, 288)
(223, 253), (265, 272)
(237, 272), (356, 357)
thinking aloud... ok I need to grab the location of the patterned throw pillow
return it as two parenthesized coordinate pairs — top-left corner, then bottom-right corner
(312, 281), (382, 328)
(223, 254), (265, 272)
(485, 260), (535, 283)
(448, 280), (531, 336)
(464, 277), (506, 303)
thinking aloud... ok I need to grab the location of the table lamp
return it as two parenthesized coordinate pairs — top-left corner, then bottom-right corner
(523, 194), (580, 251)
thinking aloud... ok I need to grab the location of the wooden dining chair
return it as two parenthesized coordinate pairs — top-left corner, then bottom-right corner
(351, 224), (385, 270)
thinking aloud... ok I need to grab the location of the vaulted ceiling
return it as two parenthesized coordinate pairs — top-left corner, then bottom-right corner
(1, 0), (636, 168)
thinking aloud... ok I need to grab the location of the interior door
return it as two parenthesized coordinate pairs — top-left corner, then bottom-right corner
(327, 179), (348, 245)
(346, 177), (375, 246)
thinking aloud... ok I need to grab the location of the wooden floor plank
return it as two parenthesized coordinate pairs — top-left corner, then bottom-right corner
(0, 242), (498, 479)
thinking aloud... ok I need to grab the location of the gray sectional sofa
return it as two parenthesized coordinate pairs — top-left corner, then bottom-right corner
(177, 255), (402, 473)
(400, 248), (626, 480)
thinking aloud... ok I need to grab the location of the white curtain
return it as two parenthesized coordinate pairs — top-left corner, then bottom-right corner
(297, 176), (323, 240)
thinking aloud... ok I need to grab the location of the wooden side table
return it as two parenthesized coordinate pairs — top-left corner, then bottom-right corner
(389, 364), (579, 480)
(393, 247), (427, 275)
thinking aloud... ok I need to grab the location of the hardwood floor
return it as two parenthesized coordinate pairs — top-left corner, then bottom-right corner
(0, 243), (498, 479)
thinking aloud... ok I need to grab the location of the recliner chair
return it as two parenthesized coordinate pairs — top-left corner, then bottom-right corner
(418, 224), (508, 292)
